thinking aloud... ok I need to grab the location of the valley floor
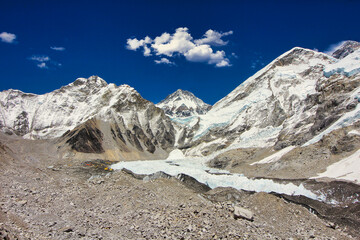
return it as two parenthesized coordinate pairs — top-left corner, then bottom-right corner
(0, 134), (358, 239)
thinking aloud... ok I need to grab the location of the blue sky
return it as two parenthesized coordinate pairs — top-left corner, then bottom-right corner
(1, 0), (359, 104)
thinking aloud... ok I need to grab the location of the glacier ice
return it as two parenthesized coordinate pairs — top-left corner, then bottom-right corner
(112, 157), (322, 200)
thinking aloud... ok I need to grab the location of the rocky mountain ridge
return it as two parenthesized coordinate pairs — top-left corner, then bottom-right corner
(0, 76), (176, 161)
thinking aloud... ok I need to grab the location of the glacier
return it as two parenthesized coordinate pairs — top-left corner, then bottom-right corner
(112, 152), (323, 201)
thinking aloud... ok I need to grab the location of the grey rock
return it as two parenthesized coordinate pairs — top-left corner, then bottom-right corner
(331, 40), (360, 59)
(233, 206), (254, 221)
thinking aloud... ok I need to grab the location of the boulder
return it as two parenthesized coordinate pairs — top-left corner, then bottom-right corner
(233, 206), (254, 221)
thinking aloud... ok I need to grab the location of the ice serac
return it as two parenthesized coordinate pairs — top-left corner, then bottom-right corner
(330, 40), (360, 59)
(156, 89), (211, 117)
(0, 76), (176, 161)
(184, 47), (360, 157)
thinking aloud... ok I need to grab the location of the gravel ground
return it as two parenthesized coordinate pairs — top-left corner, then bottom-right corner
(0, 134), (356, 239)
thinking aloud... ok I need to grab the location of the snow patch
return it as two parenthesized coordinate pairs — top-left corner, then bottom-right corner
(167, 149), (185, 160)
(313, 149), (360, 184)
(251, 146), (295, 165)
(348, 130), (360, 136)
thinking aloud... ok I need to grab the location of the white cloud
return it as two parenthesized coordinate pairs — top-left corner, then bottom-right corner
(37, 62), (48, 69)
(153, 32), (171, 45)
(143, 45), (151, 56)
(126, 27), (233, 67)
(29, 55), (50, 69)
(126, 36), (152, 56)
(154, 58), (175, 65)
(324, 41), (346, 55)
(0, 32), (16, 43)
(151, 27), (195, 56)
(50, 46), (65, 51)
(28, 55), (61, 69)
(216, 60), (231, 67)
(194, 29), (233, 46)
(184, 44), (230, 67)
(29, 55), (50, 62)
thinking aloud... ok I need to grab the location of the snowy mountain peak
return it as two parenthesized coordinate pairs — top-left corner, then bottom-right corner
(330, 40), (360, 59)
(273, 47), (333, 67)
(156, 89), (211, 117)
(174, 89), (192, 95)
(70, 75), (108, 88)
(184, 45), (352, 156)
(0, 76), (154, 139)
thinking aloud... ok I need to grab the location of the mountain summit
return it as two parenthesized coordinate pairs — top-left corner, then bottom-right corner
(156, 89), (211, 117)
(0, 76), (176, 161)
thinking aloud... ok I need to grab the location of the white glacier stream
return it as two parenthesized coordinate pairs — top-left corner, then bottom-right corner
(112, 151), (324, 201)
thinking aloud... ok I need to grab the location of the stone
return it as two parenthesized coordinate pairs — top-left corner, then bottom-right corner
(17, 200), (27, 206)
(233, 206), (254, 221)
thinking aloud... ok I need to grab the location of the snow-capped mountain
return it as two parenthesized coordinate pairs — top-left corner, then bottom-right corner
(156, 89), (211, 117)
(330, 40), (360, 59)
(0, 76), (176, 160)
(1, 42), (360, 165)
(183, 46), (360, 157)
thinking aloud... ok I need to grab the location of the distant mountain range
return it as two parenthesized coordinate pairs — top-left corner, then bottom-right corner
(1, 40), (360, 184)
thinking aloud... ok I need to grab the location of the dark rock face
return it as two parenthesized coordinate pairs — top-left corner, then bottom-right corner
(331, 40), (360, 59)
(207, 156), (231, 169)
(13, 111), (29, 136)
(61, 104), (176, 157)
(62, 116), (175, 157)
(177, 174), (212, 193)
(259, 99), (286, 128)
(65, 120), (104, 153)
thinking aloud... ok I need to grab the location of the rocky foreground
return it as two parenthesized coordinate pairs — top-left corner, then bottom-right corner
(0, 134), (358, 239)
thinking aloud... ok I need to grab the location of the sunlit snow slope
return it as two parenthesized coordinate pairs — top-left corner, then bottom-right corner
(183, 47), (360, 157)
